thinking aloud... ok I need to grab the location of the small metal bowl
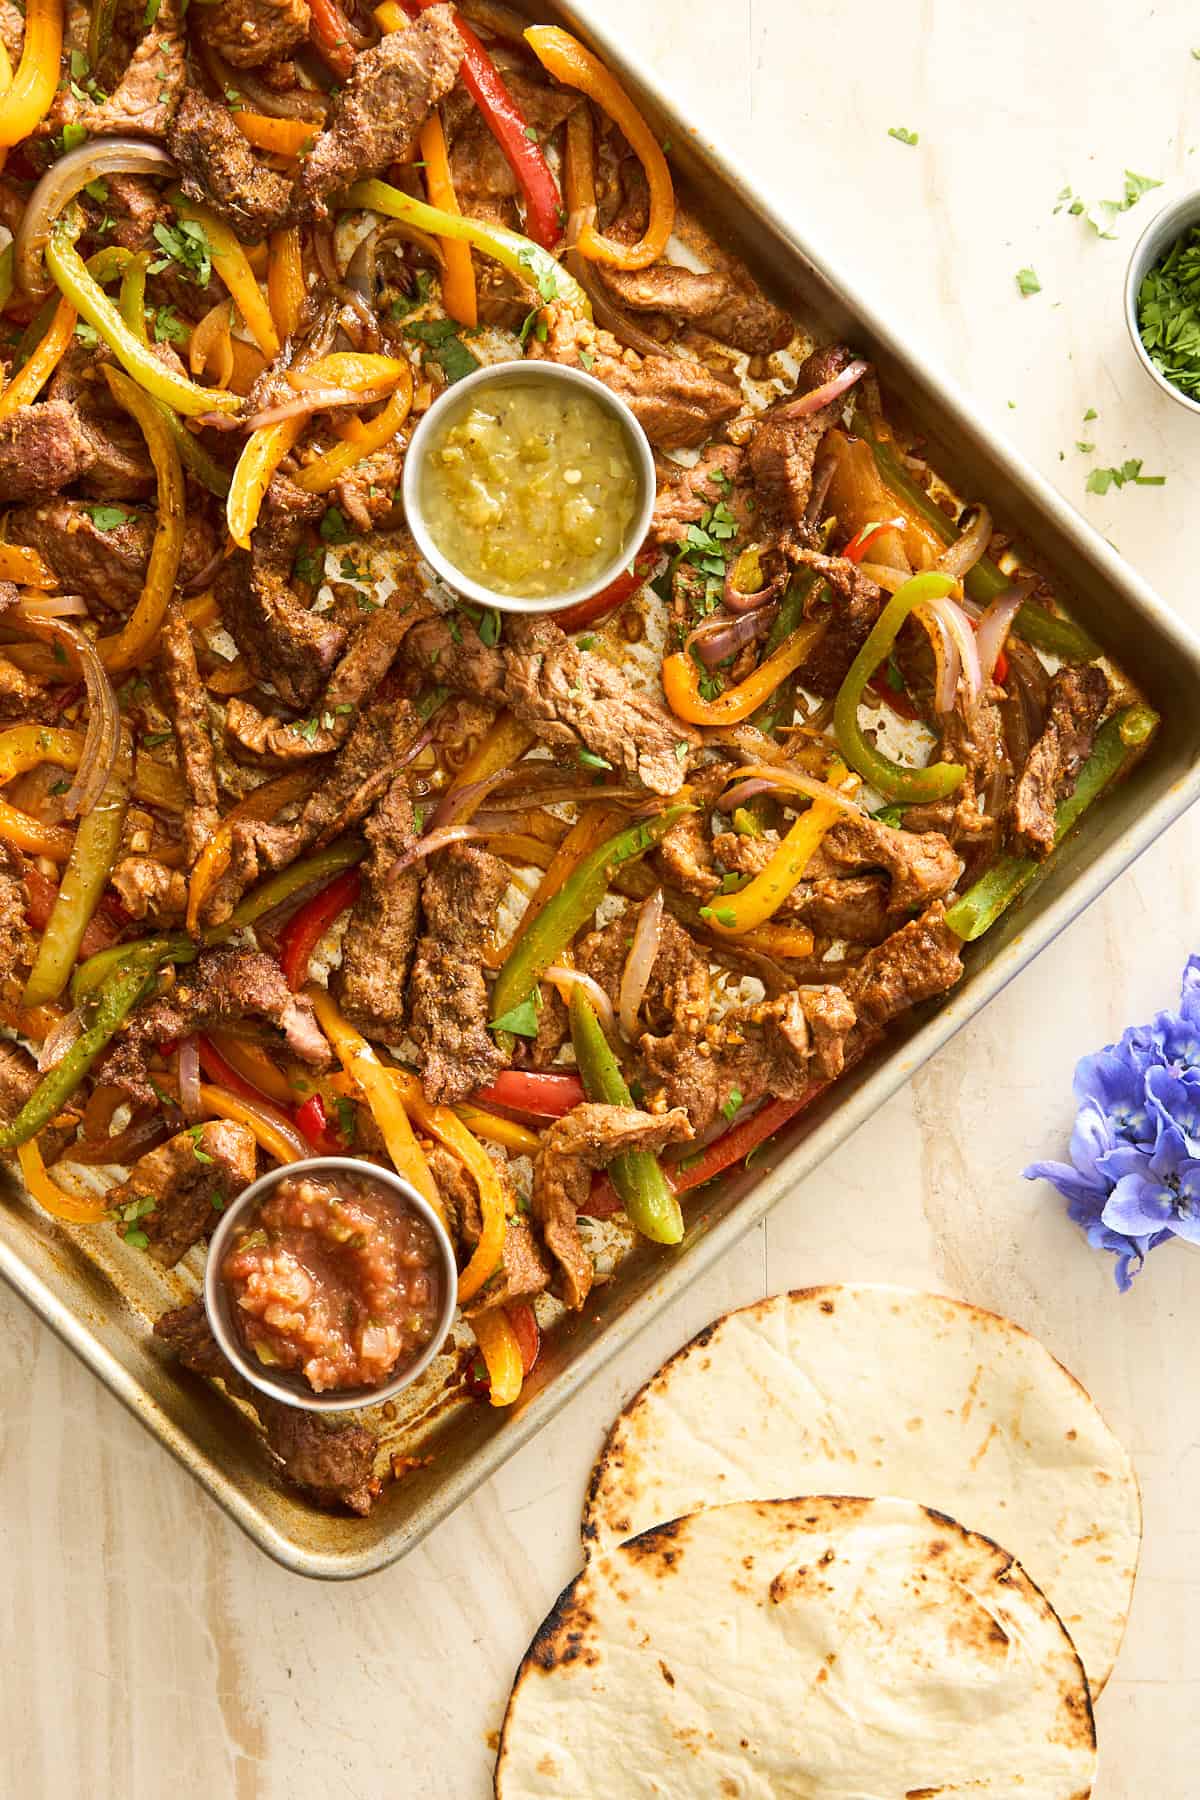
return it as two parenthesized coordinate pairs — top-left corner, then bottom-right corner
(203, 1156), (458, 1414)
(401, 359), (656, 615)
(1124, 188), (1200, 415)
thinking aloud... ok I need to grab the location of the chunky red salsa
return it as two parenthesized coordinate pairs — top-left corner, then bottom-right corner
(221, 1171), (444, 1394)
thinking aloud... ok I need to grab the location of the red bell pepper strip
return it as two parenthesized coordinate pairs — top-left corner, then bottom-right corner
(471, 1069), (585, 1118)
(295, 1091), (349, 1154)
(553, 545), (658, 633)
(867, 668), (921, 721)
(507, 1302), (540, 1376)
(308, 0), (355, 79)
(196, 1035), (278, 1109)
(844, 518), (908, 564)
(403, 0), (562, 248)
(277, 867), (362, 991)
(580, 1170), (623, 1218)
(22, 865), (125, 959)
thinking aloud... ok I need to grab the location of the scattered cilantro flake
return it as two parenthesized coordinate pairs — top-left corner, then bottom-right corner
(516, 245), (559, 305)
(1122, 170), (1162, 208)
(86, 504), (133, 531)
(492, 994), (540, 1038)
(697, 670), (724, 703)
(319, 506), (353, 545)
(142, 730), (173, 748)
(60, 123), (88, 152)
(872, 804), (907, 828)
(402, 316), (480, 383)
(1075, 440), (1096, 454)
(579, 748), (612, 771)
(153, 304), (187, 346)
(144, 0), (161, 22)
(292, 716), (321, 743)
(1083, 407), (1098, 421)
(123, 1229), (150, 1251)
(48, 778), (69, 796)
(293, 544), (323, 584)
(576, 634), (596, 651)
(83, 177), (108, 204)
(578, 348), (594, 370)
(74, 320), (100, 348)
(149, 219), (212, 288)
(1086, 458), (1166, 494)
(334, 1096), (357, 1145)
(478, 607), (502, 647)
(721, 1088), (744, 1123)
(523, 124), (539, 142)
(888, 126), (918, 146)
(674, 740), (689, 763)
(69, 47), (89, 78)
(1015, 266), (1041, 297)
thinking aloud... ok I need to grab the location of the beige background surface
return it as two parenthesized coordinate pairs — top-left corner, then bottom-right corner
(3, 1), (1200, 1795)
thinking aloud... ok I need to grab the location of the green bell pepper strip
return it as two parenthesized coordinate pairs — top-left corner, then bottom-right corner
(117, 252), (232, 498)
(568, 985), (684, 1245)
(0, 953), (172, 1151)
(0, 241), (14, 314)
(833, 571), (967, 802)
(490, 805), (692, 1026)
(23, 738), (132, 1009)
(944, 704), (1159, 941)
(70, 932), (197, 1005)
(851, 414), (1100, 663)
(46, 209), (241, 418)
(345, 179), (591, 319)
(227, 838), (368, 931)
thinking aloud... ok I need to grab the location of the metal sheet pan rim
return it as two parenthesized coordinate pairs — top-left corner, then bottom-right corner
(5, 2), (1200, 1579)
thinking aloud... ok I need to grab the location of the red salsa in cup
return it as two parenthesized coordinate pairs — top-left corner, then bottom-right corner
(221, 1169), (445, 1394)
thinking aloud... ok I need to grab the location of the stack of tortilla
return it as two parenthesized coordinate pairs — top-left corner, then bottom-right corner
(495, 1285), (1140, 1797)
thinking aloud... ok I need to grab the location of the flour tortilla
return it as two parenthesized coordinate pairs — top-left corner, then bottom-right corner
(497, 1495), (1097, 1798)
(582, 1285), (1139, 1694)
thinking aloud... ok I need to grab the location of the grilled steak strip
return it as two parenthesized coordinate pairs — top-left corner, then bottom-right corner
(1009, 665), (1110, 859)
(332, 771), (421, 1041)
(161, 602), (220, 866)
(409, 844), (509, 1102)
(109, 1121), (257, 1267)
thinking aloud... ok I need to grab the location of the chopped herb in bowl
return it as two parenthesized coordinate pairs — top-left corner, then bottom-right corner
(1136, 222), (1200, 401)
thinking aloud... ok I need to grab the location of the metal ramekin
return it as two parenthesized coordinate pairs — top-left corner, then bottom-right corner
(203, 1156), (458, 1414)
(401, 359), (656, 615)
(1124, 189), (1200, 415)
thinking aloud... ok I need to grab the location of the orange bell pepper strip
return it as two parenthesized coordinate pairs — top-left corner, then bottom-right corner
(483, 802), (622, 969)
(293, 379), (413, 493)
(288, 351), (411, 394)
(206, 1032), (297, 1107)
(387, 1066), (508, 1304)
(0, 0), (63, 148)
(525, 25), (674, 270)
(236, 113), (317, 157)
(699, 763), (857, 936)
(308, 0), (356, 80)
(661, 619), (828, 726)
(190, 298), (236, 388)
(452, 1103), (541, 1158)
(227, 415), (305, 549)
(0, 543), (56, 587)
(441, 712), (537, 816)
(17, 1138), (109, 1224)
(419, 111), (477, 327)
(0, 295), (76, 420)
(471, 1307), (524, 1407)
(186, 769), (316, 933)
(268, 226), (306, 341)
(93, 368), (185, 674)
(172, 196), (280, 361)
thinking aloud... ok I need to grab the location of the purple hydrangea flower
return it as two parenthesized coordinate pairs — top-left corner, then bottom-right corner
(1024, 956), (1200, 1287)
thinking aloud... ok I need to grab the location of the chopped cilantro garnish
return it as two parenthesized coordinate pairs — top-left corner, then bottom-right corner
(1015, 266), (1041, 297)
(402, 316), (481, 383)
(478, 606), (502, 647)
(493, 994), (540, 1038)
(872, 804), (906, 828)
(149, 219), (212, 288)
(516, 246), (558, 304)
(578, 348), (595, 370)
(674, 741), (689, 763)
(74, 320), (100, 348)
(579, 748), (612, 771)
(523, 124), (539, 142)
(319, 506), (353, 545)
(187, 1125), (214, 1164)
(1136, 222), (1200, 401)
(142, 729), (173, 747)
(1083, 408), (1098, 421)
(1085, 459), (1166, 495)
(144, 0), (161, 23)
(334, 1096), (357, 1145)
(48, 778), (69, 796)
(293, 544), (324, 584)
(60, 123), (88, 153)
(1075, 440), (1096, 454)
(153, 304), (187, 345)
(86, 504), (133, 531)
(888, 126), (918, 146)
(576, 634), (596, 651)
(697, 671), (724, 703)
(292, 716), (321, 743)
(721, 1088), (744, 1123)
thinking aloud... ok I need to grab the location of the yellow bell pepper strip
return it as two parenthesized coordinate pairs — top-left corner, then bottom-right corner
(91, 367), (185, 673)
(47, 211), (240, 417)
(186, 768), (316, 934)
(172, 196), (280, 361)
(419, 111), (477, 327)
(0, 801), (71, 859)
(445, 712), (538, 804)
(453, 1103), (541, 1158)
(117, 251), (148, 338)
(490, 805), (691, 1027)
(525, 26), (674, 271)
(346, 179), (590, 317)
(471, 1307), (524, 1407)
(833, 571), (968, 804)
(307, 986), (443, 1215)
(0, 0), (62, 148)
(0, 946), (177, 1151)
(293, 383), (412, 493)
(0, 294), (75, 418)
(0, 36), (11, 176)
(268, 226), (306, 340)
(0, 543), (56, 587)
(116, 255), (231, 501)
(700, 763), (856, 936)
(190, 297), (236, 388)
(569, 985), (684, 1244)
(289, 350), (411, 393)
(227, 415), (304, 550)
(945, 704), (1158, 942)
(23, 733), (132, 1008)
(17, 1138), (110, 1224)
(387, 1066), (509, 1303)
(662, 618), (829, 726)
(236, 114), (317, 158)
(199, 1082), (308, 1164)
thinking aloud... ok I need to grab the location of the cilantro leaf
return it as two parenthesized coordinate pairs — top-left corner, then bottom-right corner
(319, 506), (353, 545)
(402, 316), (480, 383)
(492, 994), (540, 1038)
(1015, 266), (1041, 297)
(86, 504), (133, 531)
(149, 219), (212, 288)
(888, 126), (919, 146)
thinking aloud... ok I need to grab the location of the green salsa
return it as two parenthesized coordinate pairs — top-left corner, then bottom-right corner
(419, 378), (640, 598)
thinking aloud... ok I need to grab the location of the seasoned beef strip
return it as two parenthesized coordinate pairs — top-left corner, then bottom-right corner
(0, 652), (51, 725)
(409, 844), (509, 1102)
(531, 304), (741, 451)
(427, 1142), (483, 1246)
(0, 402), (98, 501)
(106, 174), (171, 252)
(51, 0), (186, 140)
(217, 482), (346, 709)
(155, 1302), (382, 1513)
(0, 848), (28, 992)
(168, 88), (295, 240)
(8, 499), (218, 610)
(532, 1103), (693, 1308)
(297, 5), (464, 214)
(842, 901), (964, 1034)
(110, 855), (188, 924)
(209, 0), (311, 66)
(47, 344), (155, 497)
(596, 260), (793, 356)
(403, 613), (506, 705)
(97, 947), (329, 1104)
(649, 445), (748, 547)
(161, 603), (220, 866)
(463, 1216), (552, 1318)
(332, 769), (421, 1041)
(747, 344), (859, 547)
(109, 1120), (257, 1267)
(714, 814), (960, 920)
(1009, 665), (1110, 859)
(224, 605), (412, 761)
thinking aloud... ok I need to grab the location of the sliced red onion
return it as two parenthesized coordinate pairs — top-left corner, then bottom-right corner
(431, 763), (517, 832)
(242, 388), (373, 430)
(13, 593), (88, 619)
(802, 454), (838, 536)
(916, 601), (961, 714)
(200, 38), (327, 121)
(857, 560), (913, 594)
(178, 1035), (202, 1122)
(778, 358), (869, 419)
(715, 776), (778, 812)
(715, 762), (864, 819)
(544, 965), (616, 1037)
(929, 595), (983, 709)
(388, 823), (490, 878)
(684, 606), (777, 669)
(937, 506), (993, 582)
(974, 576), (1037, 681)
(67, 1112), (171, 1167)
(395, 722), (437, 770)
(38, 1006), (85, 1073)
(16, 139), (176, 297)
(181, 544), (229, 597)
(723, 546), (784, 615)
(618, 888), (664, 1042)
